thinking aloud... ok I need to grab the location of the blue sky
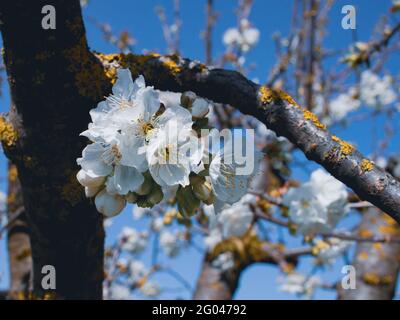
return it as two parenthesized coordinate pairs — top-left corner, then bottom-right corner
(1, 0), (399, 300)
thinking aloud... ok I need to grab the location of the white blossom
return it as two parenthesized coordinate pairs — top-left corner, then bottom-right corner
(151, 217), (164, 232)
(360, 70), (396, 108)
(140, 281), (161, 297)
(78, 68), (261, 218)
(147, 121), (202, 187)
(212, 252), (235, 272)
(109, 284), (131, 300)
(159, 231), (180, 257)
(95, 189), (126, 217)
(132, 206), (151, 220)
(329, 88), (361, 121)
(316, 238), (353, 264)
(128, 260), (147, 283)
(279, 273), (321, 299)
(223, 19), (260, 52)
(283, 169), (348, 235)
(209, 143), (262, 211)
(119, 227), (148, 253)
(219, 195), (255, 238)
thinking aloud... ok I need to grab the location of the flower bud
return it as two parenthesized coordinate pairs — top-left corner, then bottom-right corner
(95, 189), (126, 217)
(77, 169), (105, 188)
(85, 185), (101, 198)
(180, 91), (197, 108)
(192, 178), (212, 201)
(191, 98), (210, 119)
(146, 186), (164, 205)
(176, 186), (200, 217)
(136, 175), (153, 196)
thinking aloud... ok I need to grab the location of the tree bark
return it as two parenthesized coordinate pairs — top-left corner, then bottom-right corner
(337, 208), (400, 300)
(6, 163), (32, 299)
(0, 0), (107, 299)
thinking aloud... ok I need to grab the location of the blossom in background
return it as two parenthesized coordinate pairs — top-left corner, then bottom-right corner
(315, 238), (353, 265)
(279, 273), (321, 299)
(211, 252), (235, 272)
(283, 169), (348, 235)
(223, 18), (260, 52)
(132, 206), (152, 220)
(328, 87), (361, 122)
(159, 231), (180, 257)
(219, 194), (256, 238)
(109, 284), (131, 300)
(203, 194), (257, 250)
(0, 191), (7, 213)
(140, 281), (161, 297)
(128, 260), (147, 283)
(119, 227), (148, 253)
(360, 70), (396, 108)
(151, 217), (164, 232)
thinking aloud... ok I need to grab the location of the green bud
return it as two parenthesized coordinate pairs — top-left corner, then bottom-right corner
(192, 178), (212, 202)
(136, 196), (153, 208)
(176, 185), (200, 217)
(126, 192), (138, 203)
(147, 186), (164, 205)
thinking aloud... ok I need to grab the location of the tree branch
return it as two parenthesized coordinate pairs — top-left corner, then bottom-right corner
(96, 52), (400, 225)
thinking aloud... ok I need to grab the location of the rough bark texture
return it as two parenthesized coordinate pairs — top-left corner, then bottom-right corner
(96, 53), (400, 225)
(0, 0), (107, 299)
(338, 208), (400, 300)
(6, 163), (32, 299)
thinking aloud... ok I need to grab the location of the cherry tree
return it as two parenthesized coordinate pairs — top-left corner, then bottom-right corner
(0, 0), (400, 300)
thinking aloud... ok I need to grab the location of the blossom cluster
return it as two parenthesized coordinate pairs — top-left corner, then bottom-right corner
(223, 18), (260, 52)
(77, 68), (262, 217)
(326, 70), (397, 123)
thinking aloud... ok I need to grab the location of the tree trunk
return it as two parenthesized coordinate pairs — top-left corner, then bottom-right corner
(6, 163), (32, 299)
(193, 261), (240, 300)
(337, 208), (400, 300)
(0, 0), (108, 299)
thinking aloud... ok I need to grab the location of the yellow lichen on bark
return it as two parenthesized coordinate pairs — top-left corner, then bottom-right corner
(8, 165), (18, 182)
(159, 56), (181, 75)
(311, 240), (330, 255)
(363, 272), (393, 286)
(64, 37), (107, 100)
(331, 135), (355, 157)
(361, 159), (374, 172)
(0, 116), (18, 147)
(258, 86), (296, 106)
(303, 109), (326, 129)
